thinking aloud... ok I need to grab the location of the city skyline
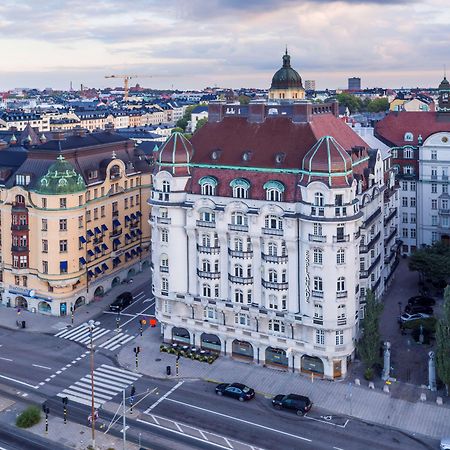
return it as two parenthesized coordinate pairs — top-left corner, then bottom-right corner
(0, 0), (448, 91)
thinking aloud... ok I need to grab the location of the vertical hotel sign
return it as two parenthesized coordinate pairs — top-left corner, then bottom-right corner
(305, 250), (310, 301)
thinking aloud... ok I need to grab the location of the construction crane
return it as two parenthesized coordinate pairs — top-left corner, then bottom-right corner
(104, 74), (152, 101)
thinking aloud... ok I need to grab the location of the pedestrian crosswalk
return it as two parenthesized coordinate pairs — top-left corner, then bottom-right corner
(57, 364), (142, 408)
(98, 332), (136, 351)
(54, 323), (111, 345)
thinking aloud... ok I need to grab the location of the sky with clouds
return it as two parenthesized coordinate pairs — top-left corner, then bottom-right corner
(0, 0), (449, 91)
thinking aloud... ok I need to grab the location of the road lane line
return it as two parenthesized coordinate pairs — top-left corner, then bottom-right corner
(0, 374), (38, 389)
(224, 437), (233, 448)
(121, 304), (154, 327)
(0, 357), (13, 362)
(165, 398), (312, 443)
(199, 430), (208, 440)
(144, 381), (184, 413)
(102, 311), (135, 317)
(32, 364), (52, 370)
(333, 447), (344, 450)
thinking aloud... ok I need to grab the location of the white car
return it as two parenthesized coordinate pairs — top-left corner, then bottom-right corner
(399, 312), (431, 323)
(441, 437), (450, 450)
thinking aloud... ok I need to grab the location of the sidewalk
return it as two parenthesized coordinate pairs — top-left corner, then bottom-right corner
(0, 268), (151, 334)
(119, 326), (450, 440)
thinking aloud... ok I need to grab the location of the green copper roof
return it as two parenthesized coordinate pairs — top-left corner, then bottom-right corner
(36, 154), (86, 195)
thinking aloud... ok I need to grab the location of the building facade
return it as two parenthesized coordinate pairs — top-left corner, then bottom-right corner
(150, 100), (397, 379)
(0, 130), (151, 316)
(348, 77), (361, 91)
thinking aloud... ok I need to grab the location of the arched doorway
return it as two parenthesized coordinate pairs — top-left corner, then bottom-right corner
(232, 340), (253, 360)
(74, 296), (85, 309)
(265, 347), (288, 367)
(38, 301), (51, 314)
(15, 296), (28, 309)
(172, 327), (190, 344)
(127, 268), (136, 279)
(201, 333), (221, 353)
(111, 277), (121, 288)
(94, 286), (104, 297)
(301, 355), (324, 376)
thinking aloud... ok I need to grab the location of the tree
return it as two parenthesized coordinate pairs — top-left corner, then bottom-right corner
(195, 117), (208, 131)
(436, 286), (450, 395)
(356, 289), (383, 379)
(367, 97), (389, 113)
(238, 95), (251, 105)
(409, 242), (450, 284)
(171, 127), (184, 134)
(175, 105), (198, 131)
(334, 93), (362, 114)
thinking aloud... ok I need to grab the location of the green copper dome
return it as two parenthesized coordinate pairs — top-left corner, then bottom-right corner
(270, 49), (303, 90)
(36, 154), (86, 195)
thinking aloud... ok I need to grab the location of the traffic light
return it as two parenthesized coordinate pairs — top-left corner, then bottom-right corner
(134, 346), (141, 354)
(131, 385), (136, 397)
(62, 397), (69, 405)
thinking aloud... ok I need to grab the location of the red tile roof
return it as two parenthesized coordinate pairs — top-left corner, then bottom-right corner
(375, 111), (450, 147)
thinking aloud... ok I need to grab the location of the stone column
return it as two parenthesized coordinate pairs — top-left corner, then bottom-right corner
(382, 341), (391, 381)
(429, 351), (437, 392)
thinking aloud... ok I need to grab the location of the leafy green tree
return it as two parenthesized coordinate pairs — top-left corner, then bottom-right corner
(238, 95), (251, 105)
(409, 242), (450, 284)
(367, 98), (389, 113)
(175, 105), (198, 131)
(171, 127), (184, 134)
(335, 93), (362, 114)
(195, 118), (208, 131)
(357, 290), (383, 379)
(436, 287), (450, 395)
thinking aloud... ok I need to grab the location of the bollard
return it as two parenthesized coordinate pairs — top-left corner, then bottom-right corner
(355, 378), (360, 386)
(420, 393), (427, 402)
(368, 381), (375, 389)
(383, 384), (390, 393)
(166, 365), (171, 376)
(436, 397), (443, 406)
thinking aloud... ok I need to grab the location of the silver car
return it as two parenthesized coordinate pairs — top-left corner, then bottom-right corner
(441, 437), (450, 450)
(399, 312), (431, 323)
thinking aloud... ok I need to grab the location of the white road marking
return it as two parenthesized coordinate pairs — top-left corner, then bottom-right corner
(223, 437), (233, 448)
(144, 381), (184, 413)
(199, 430), (208, 440)
(333, 447), (344, 450)
(32, 364), (52, 370)
(120, 425), (130, 433)
(304, 414), (349, 428)
(0, 357), (13, 362)
(121, 304), (154, 327)
(166, 399), (312, 442)
(102, 311), (135, 317)
(0, 374), (38, 389)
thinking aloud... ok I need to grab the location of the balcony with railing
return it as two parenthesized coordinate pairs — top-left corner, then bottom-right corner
(359, 254), (381, 279)
(262, 279), (289, 290)
(197, 269), (221, 279)
(228, 274), (253, 285)
(384, 227), (397, 246)
(261, 253), (288, 263)
(439, 208), (450, 215)
(110, 228), (122, 237)
(160, 266), (169, 273)
(360, 231), (381, 253)
(196, 220), (216, 228)
(197, 244), (220, 255)
(333, 234), (350, 243)
(157, 217), (171, 225)
(384, 208), (397, 226)
(11, 223), (28, 231)
(262, 227), (283, 236)
(336, 291), (347, 298)
(311, 290), (324, 298)
(228, 223), (249, 232)
(228, 248), (253, 259)
(11, 245), (28, 252)
(337, 317), (347, 326)
(313, 317), (323, 325)
(362, 207), (382, 228)
(308, 234), (327, 243)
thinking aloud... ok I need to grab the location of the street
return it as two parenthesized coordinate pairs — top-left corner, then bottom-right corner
(0, 279), (439, 450)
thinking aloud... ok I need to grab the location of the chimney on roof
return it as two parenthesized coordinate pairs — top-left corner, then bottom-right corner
(247, 103), (266, 123)
(105, 123), (115, 133)
(208, 102), (225, 123)
(53, 131), (65, 141)
(292, 103), (312, 123)
(74, 127), (87, 138)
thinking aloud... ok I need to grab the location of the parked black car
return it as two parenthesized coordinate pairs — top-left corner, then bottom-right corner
(407, 296), (435, 307)
(272, 394), (312, 416)
(404, 304), (433, 315)
(215, 383), (255, 401)
(109, 292), (133, 312)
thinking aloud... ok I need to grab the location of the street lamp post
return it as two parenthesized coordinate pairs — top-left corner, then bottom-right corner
(84, 319), (100, 449)
(398, 301), (402, 316)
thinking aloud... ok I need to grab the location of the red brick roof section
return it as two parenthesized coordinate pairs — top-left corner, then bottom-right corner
(375, 111), (450, 147)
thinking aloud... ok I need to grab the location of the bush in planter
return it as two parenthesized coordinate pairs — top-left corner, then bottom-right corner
(207, 356), (215, 364)
(168, 348), (176, 354)
(16, 405), (41, 428)
(364, 367), (374, 381)
(160, 345), (168, 352)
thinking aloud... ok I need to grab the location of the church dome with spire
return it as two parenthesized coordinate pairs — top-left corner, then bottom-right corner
(269, 49), (305, 101)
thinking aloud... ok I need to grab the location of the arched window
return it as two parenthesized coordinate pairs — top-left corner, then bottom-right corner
(264, 181), (285, 202)
(161, 277), (169, 293)
(268, 294), (278, 309)
(268, 269), (278, 283)
(230, 178), (250, 199)
(313, 222), (322, 236)
(202, 234), (211, 247)
(403, 147), (413, 159)
(281, 269), (287, 282)
(234, 264), (243, 277)
(313, 248), (323, 265)
(313, 276), (323, 292)
(314, 192), (324, 206)
(160, 254), (169, 268)
(268, 241), (277, 256)
(203, 284), (211, 297)
(337, 276), (346, 292)
(246, 265), (252, 277)
(234, 238), (243, 252)
(161, 180), (170, 193)
(268, 319), (285, 333)
(231, 212), (248, 226)
(404, 132), (413, 142)
(15, 194), (25, 205)
(336, 249), (345, 265)
(199, 176), (218, 196)
(265, 215), (282, 230)
(281, 241), (287, 256)
(201, 260), (211, 272)
(234, 289), (244, 303)
(200, 210), (215, 222)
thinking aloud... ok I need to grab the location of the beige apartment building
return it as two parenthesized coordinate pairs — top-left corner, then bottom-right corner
(0, 129), (151, 316)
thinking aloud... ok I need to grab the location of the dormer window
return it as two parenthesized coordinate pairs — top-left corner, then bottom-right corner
(88, 170), (98, 180)
(230, 178), (250, 199)
(242, 152), (252, 162)
(110, 165), (121, 180)
(264, 180), (285, 202)
(404, 132), (414, 142)
(275, 153), (285, 164)
(15, 174), (31, 186)
(211, 150), (222, 160)
(403, 147), (413, 159)
(199, 176), (218, 196)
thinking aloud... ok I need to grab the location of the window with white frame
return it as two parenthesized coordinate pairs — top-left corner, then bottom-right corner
(162, 180), (170, 193)
(403, 165), (414, 175)
(234, 289), (244, 303)
(403, 147), (413, 158)
(161, 277), (169, 293)
(202, 284), (211, 297)
(410, 181), (416, 191)
(315, 329), (325, 345)
(268, 241), (277, 256)
(234, 264), (243, 277)
(314, 303), (323, 319)
(231, 212), (248, 226)
(432, 183), (438, 193)
(431, 150), (437, 160)
(268, 269), (278, 283)
(264, 181), (285, 202)
(200, 210), (215, 222)
(234, 238), (243, 251)
(202, 234), (211, 247)
(204, 306), (218, 320)
(161, 228), (168, 243)
(401, 181), (408, 191)
(201, 260), (211, 272)
(313, 248), (323, 265)
(230, 178), (250, 199)
(268, 319), (285, 333)
(313, 276), (323, 292)
(265, 215), (282, 230)
(335, 330), (344, 345)
(337, 276), (346, 292)
(404, 132), (413, 142)
(268, 294), (278, 309)
(336, 249), (345, 265)
(281, 295), (287, 310)
(199, 176), (217, 196)
(314, 192), (324, 206)
(214, 285), (220, 298)
(313, 222), (323, 236)
(235, 313), (250, 326)
(162, 300), (172, 314)
(247, 290), (252, 304)
(432, 199), (438, 209)
(337, 304), (346, 319)
(281, 269), (287, 283)
(161, 254), (169, 268)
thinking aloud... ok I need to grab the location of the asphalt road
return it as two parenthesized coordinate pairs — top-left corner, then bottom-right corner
(0, 279), (440, 450)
